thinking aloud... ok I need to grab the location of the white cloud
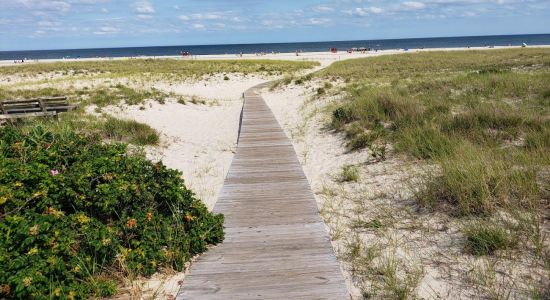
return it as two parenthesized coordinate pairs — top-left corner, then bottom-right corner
(190, 13), (224, 20)
(38, 20), (61, 27)
(313, 5), (334, 12)
(192, 23), (205, 30)
(400, 1), (427, 10)
(354, 7), (385, 16)
(307, 17), (331, 25)
(93, 26), (120, 35)
(17, 0), (71, 12)
(133, 0), (154, 14)
(136, 14), (153, 20)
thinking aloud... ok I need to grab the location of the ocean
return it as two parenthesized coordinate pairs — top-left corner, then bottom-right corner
(1, 34), (549, 61)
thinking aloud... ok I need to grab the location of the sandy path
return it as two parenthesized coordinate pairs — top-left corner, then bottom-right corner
(100, 74), (272, 210)
(92, 75), (277, 299)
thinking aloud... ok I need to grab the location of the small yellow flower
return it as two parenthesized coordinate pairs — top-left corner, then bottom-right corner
(0, 196), (9, 205)
(27, 247), (39, 256)
(68, 291), (76, 300)
(53, 288), (61, 297)
(29, 225), (39, 236)
(101, 238), (111, 246)
(46, 207), (65, 218)
(73, 265), (81, 273)
(47, 256), (58, 265)
(14, 182), (23, 188)
(77, 214), (90, 224)
(22, 277), (32, 287)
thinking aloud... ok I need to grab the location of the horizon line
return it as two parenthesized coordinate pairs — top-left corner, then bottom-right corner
(2, 32), (549, 53)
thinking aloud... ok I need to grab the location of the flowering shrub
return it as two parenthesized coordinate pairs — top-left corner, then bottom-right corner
(0, 125), (224, 299)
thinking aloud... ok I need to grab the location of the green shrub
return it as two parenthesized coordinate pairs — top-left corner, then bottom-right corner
(0, 125), (224, 299)
(463, 221), (517, 256)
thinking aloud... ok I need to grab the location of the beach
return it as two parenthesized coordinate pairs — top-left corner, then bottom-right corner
(2, 46), (549, 299)
(3, 45), (550, 67)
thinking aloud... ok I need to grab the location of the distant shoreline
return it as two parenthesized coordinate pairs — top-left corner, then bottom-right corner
(2, 45), (550, 67)
(2, 33), (550, 61)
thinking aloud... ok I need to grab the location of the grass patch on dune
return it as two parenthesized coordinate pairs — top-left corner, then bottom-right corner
(463, 221), (518, 256)
(1, 84), (171, 108)
(317, 48), (550, 81)
(0, 59), (319, 78)
(321, 48), (550, 297)
(103, 117), (160, 146)
(322, 48), (549, 216)
(8, 111), (161, 148)
(341, 165), (360, 182)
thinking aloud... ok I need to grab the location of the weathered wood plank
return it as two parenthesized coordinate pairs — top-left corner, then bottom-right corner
(177, 84), (349, 299)
(0, 97), (76, 121)
(0, 111), (56, 120)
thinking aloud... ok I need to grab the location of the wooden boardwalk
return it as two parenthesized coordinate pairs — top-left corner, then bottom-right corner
(177, 84), (349, 300)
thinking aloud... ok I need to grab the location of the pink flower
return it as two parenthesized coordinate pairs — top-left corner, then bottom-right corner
(50, 170), (60, 176)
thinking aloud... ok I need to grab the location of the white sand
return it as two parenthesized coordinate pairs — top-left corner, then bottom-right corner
(97, 74), (275, 210)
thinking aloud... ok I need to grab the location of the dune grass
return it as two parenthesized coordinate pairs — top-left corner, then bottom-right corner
(321, 48), (550, 264)
(8, 112), (160, 148)
(463, 221), (518, 256)
(341, 165), (360, 182)
(323, 48), (549, 216)
(0, 59), (319, 77)
(102, 117), (160, 146)
(0, 83), (174, 109)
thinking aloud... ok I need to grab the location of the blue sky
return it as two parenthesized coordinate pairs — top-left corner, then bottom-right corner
(0, 0), (549, 51)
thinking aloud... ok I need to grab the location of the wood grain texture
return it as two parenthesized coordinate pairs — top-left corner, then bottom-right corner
(177, 84), (349, 300)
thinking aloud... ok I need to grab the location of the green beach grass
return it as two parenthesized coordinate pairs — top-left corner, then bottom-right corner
(322, 48), (549, 218)
(0, 59), (319, 77)
(316, 48), (550, 297)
